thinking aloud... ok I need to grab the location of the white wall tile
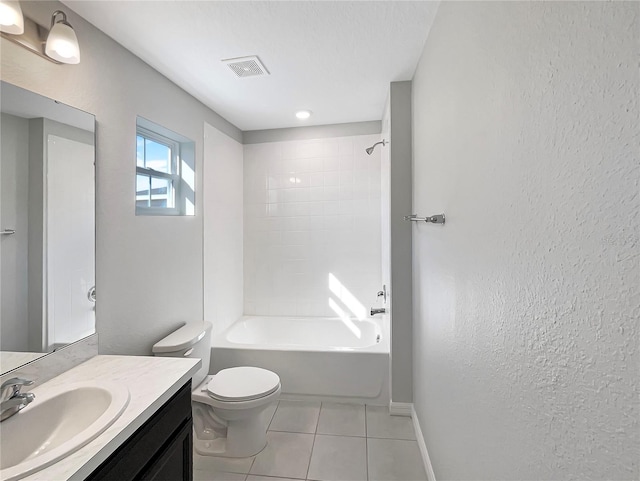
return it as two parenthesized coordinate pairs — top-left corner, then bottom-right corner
(323, 171), (340, 186)
(308, 186), (325, 202)
(340, 171), (354, 186)
(281, 141), (296, 159)
(323, 157), (340, 171)
(324, 186), (340, 201)
(325, 140), (340, 157)
(338, 138), (354, 156)
(323, 201), (341, 216)
(244, 134), (382, 318)
(339, 185), (353, 200)
(309, 172), (324, 187)
(296, 140), (324, 159)
(339, 156), (354, 172)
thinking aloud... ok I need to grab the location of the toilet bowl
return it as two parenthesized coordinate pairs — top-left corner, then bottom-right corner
(152, 321), (281, 458)
(192, 367), (281, 457)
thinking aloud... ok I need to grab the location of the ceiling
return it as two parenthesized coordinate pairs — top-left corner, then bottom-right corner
(63, 1), (439, 132)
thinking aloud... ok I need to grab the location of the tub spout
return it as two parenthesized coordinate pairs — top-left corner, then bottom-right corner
(370, 307), (386, 316)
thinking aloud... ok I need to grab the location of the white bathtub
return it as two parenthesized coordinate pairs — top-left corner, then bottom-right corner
(211, 316), (390, 403)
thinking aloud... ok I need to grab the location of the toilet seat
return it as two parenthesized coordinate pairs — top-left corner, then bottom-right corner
(207, 367), (280, 402)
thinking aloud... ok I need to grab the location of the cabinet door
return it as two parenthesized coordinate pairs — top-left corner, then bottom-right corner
(140, 421), (192, 481)
(87, 382), (192, 481)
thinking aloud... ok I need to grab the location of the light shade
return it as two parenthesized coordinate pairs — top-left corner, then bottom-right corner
(0, 1), (24, 35)
(45, 11), (80, 64)
(296, 110), (312, 120)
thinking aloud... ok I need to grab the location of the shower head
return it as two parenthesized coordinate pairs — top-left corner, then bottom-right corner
(365, 139), (387, 155)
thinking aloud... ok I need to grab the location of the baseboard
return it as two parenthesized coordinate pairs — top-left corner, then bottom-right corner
(388, 401), (412, 416)
(411, 405), (437, 481)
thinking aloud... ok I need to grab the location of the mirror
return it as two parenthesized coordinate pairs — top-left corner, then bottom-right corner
(0, 81), (96, 374)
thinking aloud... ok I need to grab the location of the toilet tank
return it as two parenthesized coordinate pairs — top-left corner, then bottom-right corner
(152, 321), (212, 387)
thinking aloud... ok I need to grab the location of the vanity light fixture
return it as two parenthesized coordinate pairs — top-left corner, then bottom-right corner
(296, 110), (312, 120)
(45, 10), (80, 64)
(0, 4), (80, 64)
(0, 0), (23, 34)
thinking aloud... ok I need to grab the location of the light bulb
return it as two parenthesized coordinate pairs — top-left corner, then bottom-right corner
(50, 38), (75, 58)
(0, 1), (24, 35)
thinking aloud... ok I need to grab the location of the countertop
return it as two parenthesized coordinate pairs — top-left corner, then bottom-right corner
(21, 354), (200, 481)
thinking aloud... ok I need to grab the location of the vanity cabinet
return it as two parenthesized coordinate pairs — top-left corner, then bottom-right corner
(87, 380), (193, 481)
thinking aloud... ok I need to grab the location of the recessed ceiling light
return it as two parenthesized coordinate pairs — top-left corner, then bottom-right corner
(296, 110), (312, 120)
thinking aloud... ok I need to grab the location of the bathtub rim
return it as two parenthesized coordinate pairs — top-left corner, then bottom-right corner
(212, 315), (390, 354)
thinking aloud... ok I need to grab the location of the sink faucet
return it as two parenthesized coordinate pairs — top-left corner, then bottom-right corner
(1, 377), (35, 421)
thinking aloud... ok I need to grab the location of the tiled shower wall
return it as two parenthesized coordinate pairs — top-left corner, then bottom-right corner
(244, 134), (382, 318)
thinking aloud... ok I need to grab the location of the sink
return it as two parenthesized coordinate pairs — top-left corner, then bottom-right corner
(0, 381), (130, 480)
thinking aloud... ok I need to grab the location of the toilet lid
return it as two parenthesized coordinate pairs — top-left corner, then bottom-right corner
(207, 367), (280, 402)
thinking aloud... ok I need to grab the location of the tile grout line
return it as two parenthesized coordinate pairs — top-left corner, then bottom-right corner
(247, 455), (256, 478)
(248, 474), (303, 481)
(267, 400), (279, 431)
(295, 432), (366, 438)
(248, 400), (277, 479)
(305, 401), (321, 481)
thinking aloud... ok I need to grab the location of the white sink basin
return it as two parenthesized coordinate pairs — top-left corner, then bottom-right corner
(0, 381), (130, 480)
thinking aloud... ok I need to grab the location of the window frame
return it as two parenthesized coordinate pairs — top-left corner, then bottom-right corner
(135, 126), (182, 216)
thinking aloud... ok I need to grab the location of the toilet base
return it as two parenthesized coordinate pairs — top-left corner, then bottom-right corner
(191, 376), (281, 458)
(192, 398), (275, 458)
(194, 420), (268, 458)
(194, 435), (228, 457)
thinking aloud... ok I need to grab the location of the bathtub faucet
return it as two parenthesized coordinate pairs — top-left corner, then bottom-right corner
(370, 307), (386, 316)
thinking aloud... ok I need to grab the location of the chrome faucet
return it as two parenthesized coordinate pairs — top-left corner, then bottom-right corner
(370, 307), (386, 316)
(1, 377), (35, 421)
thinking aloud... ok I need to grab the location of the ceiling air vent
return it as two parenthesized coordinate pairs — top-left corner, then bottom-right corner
(222, 55), (270, 78)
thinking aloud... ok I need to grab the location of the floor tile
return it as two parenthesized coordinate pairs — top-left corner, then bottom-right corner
(307, 435), (367, 481)
(263, 401), (279, 428)
(269, 400), (321, 433)
(246, 476), (300, 481)
(249, 431), (314, 479)
(316, 402), (365, 437)
(366, 405), (416, 440)
(367, 438), (427, 481)
(194, 470), (246, 481)
(194, 453), (255, 474)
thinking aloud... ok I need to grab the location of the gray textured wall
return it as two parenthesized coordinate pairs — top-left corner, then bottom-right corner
(412, 2), (639, 479)
(1, 0), (241, 356)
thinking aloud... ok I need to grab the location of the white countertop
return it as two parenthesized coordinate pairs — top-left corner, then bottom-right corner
(21, 354), (200, 481)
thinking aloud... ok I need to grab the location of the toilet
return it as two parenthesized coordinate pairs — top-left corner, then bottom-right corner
(152, 321), (281, 458)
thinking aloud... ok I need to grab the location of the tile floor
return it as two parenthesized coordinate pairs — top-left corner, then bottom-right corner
(194, 400), (427, 481)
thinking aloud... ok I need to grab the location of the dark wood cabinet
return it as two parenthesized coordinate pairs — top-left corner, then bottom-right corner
(87, 380), (193, 481)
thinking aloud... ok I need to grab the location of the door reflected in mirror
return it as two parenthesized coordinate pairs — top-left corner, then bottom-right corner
(0, 81), (96, 374)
